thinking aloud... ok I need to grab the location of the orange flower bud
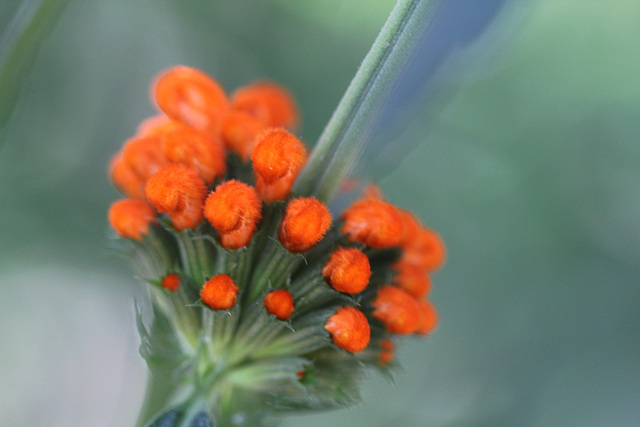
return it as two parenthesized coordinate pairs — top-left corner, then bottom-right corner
(263, 289), (294, 320)
(401, 227), (446, 272)
(161, 273), (180, 292)
(324, 306), (370, 353)
(394, 264), (432, 299)
(153, 66), (229, 136)
(162, 125), (227, 184)
(231, 82), (298, 129)
(322, 247), (371, 294)
(220, 110), (264, 161)
(122, 135), (168, 182)
(145, 164), (207, 231)
(251, 128), (307, 202)
(279, 197), (331, 253)
(372, 286), (420, 334)
(109, 153), (146, 199)
(201, 274), (238, 310)
(341, 198), (404, 249)
(378, 339), (394, 366)
(416, 299), (438, 335)
(204, 180), (262, 249)
(398, 209), (421, 248)
(108, 198), (156, 240)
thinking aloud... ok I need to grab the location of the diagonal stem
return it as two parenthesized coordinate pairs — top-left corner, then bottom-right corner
(294, 0), (438, 203)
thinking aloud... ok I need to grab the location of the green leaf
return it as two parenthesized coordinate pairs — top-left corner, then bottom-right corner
(0, 0), (69, 133)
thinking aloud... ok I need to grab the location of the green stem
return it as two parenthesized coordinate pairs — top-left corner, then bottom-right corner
(174, 228), (215, 286)
(294, 0), (438, 202)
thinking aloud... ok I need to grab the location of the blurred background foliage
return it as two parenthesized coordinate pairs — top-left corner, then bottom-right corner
(1, 0), (639, 426)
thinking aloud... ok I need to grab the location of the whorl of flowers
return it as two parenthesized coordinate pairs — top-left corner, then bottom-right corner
(107, 66), (444, 426)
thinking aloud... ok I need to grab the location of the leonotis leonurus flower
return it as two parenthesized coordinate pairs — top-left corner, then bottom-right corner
(108, 66), (444, 426)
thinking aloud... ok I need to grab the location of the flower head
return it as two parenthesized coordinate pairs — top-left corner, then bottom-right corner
(161, 273), (181, 292)
(107, 66), (445, 425)
(341, 198), (404, 248)
(109, 153), (147, 199)
(325, 306), (371, 353)
(400, 226), (446, 271)
(372, 285), (421, 334)
(264, 289), (295, 320)
(322, 247), (371, 294)
(279, 197), (331, 253)
(416, 299), (438, 335)
(161, 125), (226, 184)
(394, 264), (432, 299)
(201, 274), (238, 310)
(204, 180), (262, 249)
(154, 65), (229, 135)
(145, 163), (207, 231)
(108, 198), (156, 240)
(220, 110), (264, 161)
(251, 128), (307, 202)
(231, 81), (298, 129)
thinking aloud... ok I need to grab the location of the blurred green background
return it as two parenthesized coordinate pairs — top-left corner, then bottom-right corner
(1, 1), (639, 426)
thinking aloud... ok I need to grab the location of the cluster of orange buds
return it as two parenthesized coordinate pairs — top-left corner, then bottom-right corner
(107, 66), (444, 425)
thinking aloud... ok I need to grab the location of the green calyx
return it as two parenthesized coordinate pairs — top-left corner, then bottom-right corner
(131, 198), (390, 427)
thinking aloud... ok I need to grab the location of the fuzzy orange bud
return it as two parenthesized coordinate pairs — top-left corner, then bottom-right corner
(231, 81), (298, 129)
(251, 128), (307, 202)
(324, 306), (370, 353)
(162, 125), (226, 184)
(401, 227), (446, 272)
(394, 264), (432, 299)
(341, 198), (404, 249)
(322, 247), (371, 294)
(416, 299), (438, 335)
(279, 197), (331, 253)
(161, 273), (180, 292)
(372, 285), (421, 335)
(201, 274), (238, 310)
(109, 153), (146, 199)
(108, 198), (156, 240)
(204, 180), (262, 249)
(154, 66), (229, 136)
(122, 135), (168, 182)
(220, 110), (264, 161)
(378, 339), (395, 366)
(263, 289), (294, 320)
(145, 164), (207, 231)
(398, 209), (422, 248)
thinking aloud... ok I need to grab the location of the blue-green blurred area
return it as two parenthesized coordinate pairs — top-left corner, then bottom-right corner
(1, 1), (639, 425)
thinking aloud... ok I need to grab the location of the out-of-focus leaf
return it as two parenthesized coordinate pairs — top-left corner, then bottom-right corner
(353, 0), (518, 180)
(0, 0), (69, 135)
